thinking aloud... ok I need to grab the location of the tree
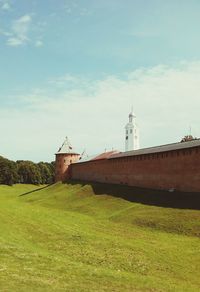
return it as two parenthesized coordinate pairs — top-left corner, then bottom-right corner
(0, 156), (55, 186)
(0, 156), (18, 185)
(37, 162), (54, 184)
(17, 161), (42, 184)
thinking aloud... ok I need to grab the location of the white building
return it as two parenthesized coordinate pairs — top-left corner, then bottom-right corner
(125, 110), (140, 151)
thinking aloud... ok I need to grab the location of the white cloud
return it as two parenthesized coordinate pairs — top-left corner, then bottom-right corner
(7, 37), (24, 46)
(0, 0), (11, 10)
(7, 14), (32, 46)
(2, 2), (10, 10)
(65, 7), (72, 14)
(64, 1), (91, 17)
(2, 14), (45, 47)
(35, 40), (43, 47)
(1, 61), (200, 162)
(0, 28), (12, 36)
(48, 74), (90, 90)
(79, 8), (91, 16)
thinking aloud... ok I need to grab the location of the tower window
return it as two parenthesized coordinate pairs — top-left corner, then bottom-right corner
(126, 130), (128, 134)
(126, 136), (128, 140)
(130, 129), (133, 134)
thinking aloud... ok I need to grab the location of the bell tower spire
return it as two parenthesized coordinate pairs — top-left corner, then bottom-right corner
(125, 109), (140, 151)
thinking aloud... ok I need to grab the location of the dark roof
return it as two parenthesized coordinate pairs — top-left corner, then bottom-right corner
(110, 139), (200, 159)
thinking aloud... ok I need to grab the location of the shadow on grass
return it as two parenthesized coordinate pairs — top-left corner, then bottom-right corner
(67, 180), (200, 210)
(19, 184), (53, 197)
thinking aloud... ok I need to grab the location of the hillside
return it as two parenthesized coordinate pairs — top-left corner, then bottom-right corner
(0, 182), (200, 291)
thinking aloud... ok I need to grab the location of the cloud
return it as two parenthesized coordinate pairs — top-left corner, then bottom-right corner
(35, 40), (43, 47)
(1, 61), (200, 162)
(2, 2), (10, 10)
(7, 37), (25, 46)
(1, 0), (11, 10)
(0, 28), (12, 36)
(64, 1), (91, 17)
(7, 14), (32, 46)
(48, 74), (90, 90)
(1, 14), (45, 47)
(79, 8), (91, 16)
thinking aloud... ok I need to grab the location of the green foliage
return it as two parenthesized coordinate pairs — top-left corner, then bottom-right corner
(0, 182), (200, 291)
(0, 156), (18, 185)
(0, 156), (55, 185)
(37, 162), (54, 184)
(17, 161), (42, 184)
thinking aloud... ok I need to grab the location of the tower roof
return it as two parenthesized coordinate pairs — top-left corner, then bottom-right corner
(56, 137), (79, 155)
(129, 110), (136, 119)
(127, 109), (136, 125)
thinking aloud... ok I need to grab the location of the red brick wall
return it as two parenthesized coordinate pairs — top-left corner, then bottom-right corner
(70, 147), (200, 192)
(55, 153), (80, 182)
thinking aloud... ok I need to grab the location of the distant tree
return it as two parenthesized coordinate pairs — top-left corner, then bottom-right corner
(0, 156), (18, 185)
(0, 156), (55, 186)
(48, 161), (55, 183)
(17, 161), (42, 184)
(37, 162), (54, 184)
(49, 161), (55, 183)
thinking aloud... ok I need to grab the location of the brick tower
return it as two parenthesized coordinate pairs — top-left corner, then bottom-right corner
(55, 137), (80, 182)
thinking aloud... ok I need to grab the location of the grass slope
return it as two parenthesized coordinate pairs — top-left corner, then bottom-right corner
(0, 182), (200, 291)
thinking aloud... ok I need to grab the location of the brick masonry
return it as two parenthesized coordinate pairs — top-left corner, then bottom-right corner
(55, 153), (80, 182)
(70, 146), (200, 192)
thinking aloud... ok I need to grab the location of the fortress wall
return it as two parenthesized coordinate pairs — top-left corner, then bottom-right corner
(71, 147), (200, 192)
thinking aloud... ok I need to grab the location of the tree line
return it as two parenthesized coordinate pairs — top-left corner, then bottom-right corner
(0, 156), (55, 186)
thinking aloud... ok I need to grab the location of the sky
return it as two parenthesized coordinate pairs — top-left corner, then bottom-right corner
(1, 0), (200, 162)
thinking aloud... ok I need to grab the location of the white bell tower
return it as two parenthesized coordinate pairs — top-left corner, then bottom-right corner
(125, 110), (140, 151)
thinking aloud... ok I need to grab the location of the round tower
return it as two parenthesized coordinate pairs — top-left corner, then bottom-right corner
(55, 137), (80, 182)
(125, 110), (140, 151)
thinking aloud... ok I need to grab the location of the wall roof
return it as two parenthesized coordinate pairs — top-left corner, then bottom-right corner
(73, 139), (200, 164)
(76, 150), (119, 163)
(110, 139), (200, 159)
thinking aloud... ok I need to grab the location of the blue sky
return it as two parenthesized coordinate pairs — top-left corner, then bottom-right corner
(1, 0), (200, 161)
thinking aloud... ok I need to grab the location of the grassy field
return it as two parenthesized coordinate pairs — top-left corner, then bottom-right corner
(0, 182), (200, 291)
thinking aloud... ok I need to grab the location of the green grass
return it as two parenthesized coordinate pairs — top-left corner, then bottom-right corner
(0, 182), (200, 291)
